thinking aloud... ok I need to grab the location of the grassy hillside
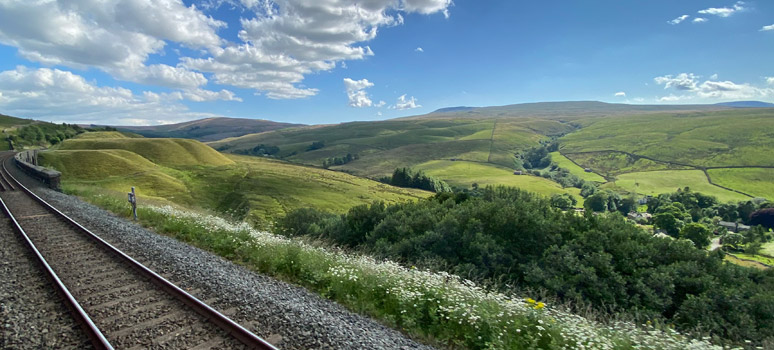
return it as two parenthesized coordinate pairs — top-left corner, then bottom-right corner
(116, 117), (302, 142)
(605, 170), (750, 202)
(414, 160), (583, 203)
(40, 150), (190, 203)
(211, 117), (575, 198)
(58, 138), (234, 167)
(208, 104), (774, 202)
(707, 168), (774, 199)
(41, 138), (430, 226)
(0, 113), (33, 128)
(560, 109), (774, 168)
(549, 151), (605, 182)
(74, 131), (142, 139)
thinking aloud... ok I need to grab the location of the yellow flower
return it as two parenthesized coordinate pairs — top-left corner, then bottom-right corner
(535, 302), (545, 310)
(525, 298), (536, 304)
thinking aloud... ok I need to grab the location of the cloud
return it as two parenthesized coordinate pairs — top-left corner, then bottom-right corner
(654, 73), (699, 91)
(669, 15), (689, 25)
(0, 0), (452, 101)
(761, 24), (774, 32)
(698, 1), (745, 18)
(182, 88), (242, 102)
(767, 77), (774, 85)
(182, 0), (451, 99)
(415, 47), (424, 52)
(0, 66), (223, 125)
(0, 0), (224, 89)
(343, 78), (374, 108)
(614, 91), (626, 97)
(692, 17), (708, 23)
(710, 74), (719, 80)
(654, 71), (774, 101)
(390, 94), (421, 110)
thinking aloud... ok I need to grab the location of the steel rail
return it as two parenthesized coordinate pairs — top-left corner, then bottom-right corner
(0, 155), (113, 350)
(2, 154), (279, 350)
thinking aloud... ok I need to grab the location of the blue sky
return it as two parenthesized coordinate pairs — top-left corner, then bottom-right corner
(0, 0), (772, 125)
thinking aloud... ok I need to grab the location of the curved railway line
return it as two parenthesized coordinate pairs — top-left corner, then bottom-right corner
(0, 152), (278, 350)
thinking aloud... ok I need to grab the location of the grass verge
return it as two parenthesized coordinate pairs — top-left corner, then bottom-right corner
(70, 189), (724, 350)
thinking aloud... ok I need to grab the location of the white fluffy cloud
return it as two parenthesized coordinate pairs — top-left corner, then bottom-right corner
(693, 17), (708, 23)
(668, 15), (689, 25)
(390, 94), (421, 110)
(767, 77), (774, 85)
(614, 91), (626, 97)
(343, 78), (374, 108)
(0, 0), (224, 89)
(654, 73), (699, 91)
(415, 47), (424, 52)
(0, 66), (224, 125)
(182, 0), (451, 99)
(654, 72), (774, 101)
(698, 1), (745, 18)
(761, 24), (774, 32)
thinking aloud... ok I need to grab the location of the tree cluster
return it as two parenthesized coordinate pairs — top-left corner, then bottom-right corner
(233, 144), (280, 157)
(322, 153), (357, 168)
(277, 186), (774, 346)
(380, 167), (452, 193)
(306, 140), (325, 151)
(10, 123), (84, 148)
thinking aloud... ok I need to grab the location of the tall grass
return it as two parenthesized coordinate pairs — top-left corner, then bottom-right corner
(76, 191), (732, 350)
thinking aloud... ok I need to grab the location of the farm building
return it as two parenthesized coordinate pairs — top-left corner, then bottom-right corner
(513, 170), (523, 175)
(718, 221), (751, 233)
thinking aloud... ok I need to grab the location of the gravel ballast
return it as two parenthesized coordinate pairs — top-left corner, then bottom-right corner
(0, 204), (92, 349)
(7, 159), (436, 350)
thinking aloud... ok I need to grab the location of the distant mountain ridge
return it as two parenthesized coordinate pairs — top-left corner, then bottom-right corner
(715, 101), (774, 108)
(432, 106), (476, 113)
(113, 117), (303, 142)
(408, 101), (730, 121)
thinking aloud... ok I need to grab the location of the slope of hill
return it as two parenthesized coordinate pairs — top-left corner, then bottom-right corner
(115, 117), (303, 142)
(58, 138), (234, 167)
(210, 102), (739, 202)
(42, 136), (430, 226)
(0, 113), (33, 128)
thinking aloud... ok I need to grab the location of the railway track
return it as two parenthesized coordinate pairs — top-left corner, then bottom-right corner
(0, 153), (278, 350)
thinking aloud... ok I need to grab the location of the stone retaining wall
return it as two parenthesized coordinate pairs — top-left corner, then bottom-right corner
(14, 150), (61, 191)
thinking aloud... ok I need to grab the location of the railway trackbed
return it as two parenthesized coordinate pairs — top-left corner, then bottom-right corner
(0, 153), (278, 350)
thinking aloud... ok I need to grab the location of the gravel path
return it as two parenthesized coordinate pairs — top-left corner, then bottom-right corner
(6, 158), (436, 350)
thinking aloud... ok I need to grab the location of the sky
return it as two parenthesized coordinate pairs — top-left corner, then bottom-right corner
(0, 0), (772, 126)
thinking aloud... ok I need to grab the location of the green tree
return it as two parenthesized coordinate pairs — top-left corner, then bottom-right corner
(584, 191), (609, 212)
(680, 223), (712, 249)
(550, 193), (577, 210)
(654, 212), (683, 237)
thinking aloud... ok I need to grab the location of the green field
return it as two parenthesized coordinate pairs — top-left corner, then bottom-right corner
(415, 160), (583, 204)
(550, 152), (605, 182)
(560, 109), (774, 168)
(609, 170), (750, 202)
(41, 137), (430, 226)
(707, 168), (774, 200)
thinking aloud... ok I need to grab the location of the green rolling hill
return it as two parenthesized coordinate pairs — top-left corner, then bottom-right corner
(210, 101), (760, 202)
(41, 132), (430, 226)
(114, 117), (302, 142)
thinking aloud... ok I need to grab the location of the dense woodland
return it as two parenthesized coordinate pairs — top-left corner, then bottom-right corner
(9, 123), (85, 148)
(278, 186), (774, 346)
